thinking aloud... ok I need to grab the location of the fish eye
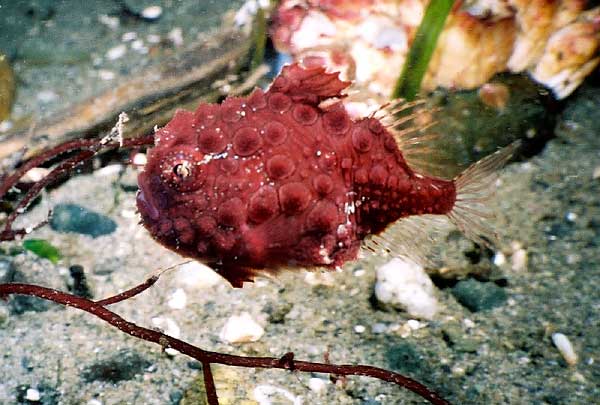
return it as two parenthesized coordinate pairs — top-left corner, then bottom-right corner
(158, 147), (205, 192)
(173, 161), (192, 179)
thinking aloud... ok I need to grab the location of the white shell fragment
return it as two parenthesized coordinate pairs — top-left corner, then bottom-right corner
(552, 332), (578, 366)
(141, 6), (163, 21)
(220, 312), (265, 344)
(374, 258), (439, 320)
(175, 260), (222, 289)
(25, 388), (41, 402)
(167, 288), (187, 309)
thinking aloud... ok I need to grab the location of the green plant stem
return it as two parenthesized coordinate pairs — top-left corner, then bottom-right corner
(392, 0), (455, 100)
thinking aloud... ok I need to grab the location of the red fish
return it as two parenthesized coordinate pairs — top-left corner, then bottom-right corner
(136, 63), (516, 287)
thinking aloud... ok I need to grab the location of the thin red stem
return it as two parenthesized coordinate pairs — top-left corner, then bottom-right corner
(202, 362), (219, 405)
(0, 283), (451, 405)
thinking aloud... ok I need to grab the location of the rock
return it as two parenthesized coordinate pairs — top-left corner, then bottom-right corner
(451, 279), (508, 312)
(50, 203), (117, 237)
(82, 349), (152, 383)
(374, 258), (439, 320)
(308, 378), (328, 395)
(386, 342), (424, 375)
(551, 332), (578, 366)
(167, 288), (187, 310)
(219, 312), (265, 344)
(174, 261), (223, 289)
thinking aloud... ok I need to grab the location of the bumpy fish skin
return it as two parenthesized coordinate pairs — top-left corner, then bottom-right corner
(137, 63), (457, 287)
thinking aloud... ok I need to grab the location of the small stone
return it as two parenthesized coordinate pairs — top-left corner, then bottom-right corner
(308, 377), (327, 394)
(82, 349), (152, 383)
(354, 324), (366, 334)
(87, 400), (103, 405)
(493, 251), (506, 266)
(374, 258), (439, 319)
(22, 167), (50, 182)
(141, 5), (163, 20)
(167, 288), (187, 310)
(253, 385), (302, 404)
(175, 261), (222, 289)
(164, 348), (179, 357)
(151, 317), (181, 338)
(451, 279), (507, 312)
(25, 388), (40, 401)
(37, 90), (58, 103)
(98, 69), (115, 81)
(220, 312), (265, 344)
(50, 203), (117, 237)
(592, 165), (600, 179)
(106, 44), (127, 60)
(371, 323), (387, 334)
(168, 27), (184, 47)
(122, 32), (137, 41)
(552, 332), (578, 366)
(511, 248), (527, 272)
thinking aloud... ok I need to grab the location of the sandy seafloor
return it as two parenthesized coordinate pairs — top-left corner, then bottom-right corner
(1, 1), (599, 404)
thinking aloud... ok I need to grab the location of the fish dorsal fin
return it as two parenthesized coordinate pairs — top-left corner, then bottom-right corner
(362, 214), (452, 268)
(376, 99), (454, 179)
(269, 63), (351, 105)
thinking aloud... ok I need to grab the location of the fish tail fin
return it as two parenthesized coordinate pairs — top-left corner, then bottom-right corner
(446, 141), (521, 248)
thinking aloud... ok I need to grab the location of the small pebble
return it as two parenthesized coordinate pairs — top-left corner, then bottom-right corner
(131, 40), (148, 54)
(175, 261), (222, 289)
(87, 400), (103, 405)
(122, 32), (137, 42)
(511, 248), (527, 272)
(164, 348), (179, 357)
(37, 90), (58, 103)
(146, 34), (162, 44)
(98, 14), (119, 29)
(167, 288), (187, 310)
(406, 319), (421, 330)
(22, 167), (50, 183)
(371, 323), (387, 334)
(151, 316), (180, 338)
(98, 69), (115, 81)
(592, 165), (600, 179)
(253, 384), (302, 405)
(0, 120), (13, 132)
(374, 258), (439, 319)
(220, 312), (264, 343)
(493, 251), (506, 266)
(50, 203), (117, 237)
(308, 377), (327, 394)
(168, 27), (184, 47)
(451, 279), (507, 312)
(141, 5), (163, 21)
(106, 44), (127, 60)
(552, 332), (578, 366)
(25, 388), (40, 402)
(354, 324), (366, 334)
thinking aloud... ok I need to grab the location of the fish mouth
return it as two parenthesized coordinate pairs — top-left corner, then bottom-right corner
(136, 172), (160, 221)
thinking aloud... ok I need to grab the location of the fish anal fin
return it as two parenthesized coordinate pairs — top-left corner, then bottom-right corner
(269, 63), (351, 105)
(363, 215), (452, 268)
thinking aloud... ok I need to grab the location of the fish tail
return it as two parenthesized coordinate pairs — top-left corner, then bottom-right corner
(446, 141), (521, 248)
